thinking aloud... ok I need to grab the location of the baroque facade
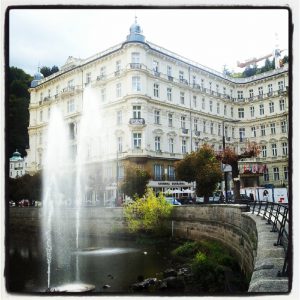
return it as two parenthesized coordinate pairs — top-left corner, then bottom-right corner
(26, 20), (289, 201)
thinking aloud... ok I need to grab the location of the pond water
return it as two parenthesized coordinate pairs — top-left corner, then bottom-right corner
(6, 233), (173, 294)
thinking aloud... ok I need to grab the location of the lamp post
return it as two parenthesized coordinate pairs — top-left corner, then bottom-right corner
(222, 119), (239, 203)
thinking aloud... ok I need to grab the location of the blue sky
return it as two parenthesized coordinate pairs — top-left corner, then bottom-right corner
(9, 8), (289, 75)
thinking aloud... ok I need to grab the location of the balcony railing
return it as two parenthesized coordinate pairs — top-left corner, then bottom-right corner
(168, 75), (173, 81)
(153, 71), (160, 77)
(129, 118), (145, 125)
(179, 78), (188, 85)
(97, 75), (106, 81)
(193, 83), (201, 89)
(182, 128), (189, 134)
(194, 130), (201, 137)
(130, 63), (142, 69)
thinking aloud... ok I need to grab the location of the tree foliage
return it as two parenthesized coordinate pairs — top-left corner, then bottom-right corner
(7, 172), (42, 204)
(40, 65), (59, 77)
(7, 67), (32, 161)
(216, 142), (260, 199)
(124, 188), (172, 235)
(175, 144), (223, 202)
(120, 164), (151, 198)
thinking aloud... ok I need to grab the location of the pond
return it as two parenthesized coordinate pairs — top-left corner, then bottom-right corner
(6, 233), (173, 294)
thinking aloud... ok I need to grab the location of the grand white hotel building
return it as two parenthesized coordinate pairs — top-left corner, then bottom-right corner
(26, 20), (289, 202)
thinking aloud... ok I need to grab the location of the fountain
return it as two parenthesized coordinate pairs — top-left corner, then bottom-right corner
(42, 87), (103, 292)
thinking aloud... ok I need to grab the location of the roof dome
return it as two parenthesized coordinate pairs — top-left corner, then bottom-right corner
(126, 17), (145, 43)
(31, 68), (44, 88)
(10, 150), (23, 161)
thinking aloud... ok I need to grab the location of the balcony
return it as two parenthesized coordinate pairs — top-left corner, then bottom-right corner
(114, 70), (120, 77)
(179, 78), (188, 85)
(168, 75), (173, 81)
(61, 86), (77, 97)
(130, 63), (141, 69)
(193, 83), (201, 89)
(153, 71), (160, 77)
(97, 75), (106, 81)
(129, 118), (145, 125)
(194, 130), (201, 137)
(267, 91), (273, 97)
(182, 128), (189, 134)
(258, 94), (264, 100)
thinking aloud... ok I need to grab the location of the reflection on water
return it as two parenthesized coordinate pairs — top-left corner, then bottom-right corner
(6, 233), (172, 293)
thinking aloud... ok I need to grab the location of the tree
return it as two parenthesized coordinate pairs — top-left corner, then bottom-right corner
(7, 67), (32, 161)
(175, 144), (223, 203)
(40, 65), (59, 77)
(124, 188), (172, 236)
(216, 142), (260, 199)
(120, 164), (151, 198)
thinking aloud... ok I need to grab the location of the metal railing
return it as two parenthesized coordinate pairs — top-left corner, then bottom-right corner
(250, 201), (289, 277)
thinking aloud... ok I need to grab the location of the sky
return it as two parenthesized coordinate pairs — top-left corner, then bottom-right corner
(8, 8), (289, 76)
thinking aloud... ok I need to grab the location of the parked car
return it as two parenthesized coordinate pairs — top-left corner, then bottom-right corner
(165, 197), (182, 206)
(18, 199), (30, 207)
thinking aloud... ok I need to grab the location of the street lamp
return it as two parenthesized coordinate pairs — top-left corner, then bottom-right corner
(222, 119), (240, 203)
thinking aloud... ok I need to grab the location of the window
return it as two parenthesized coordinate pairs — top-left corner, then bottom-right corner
(249, 89), (254, 99)
(282, 142), (288, 156)
(238, 108), (244, 118)
(179, 70), (184, 82)
(180, 91), (185, 104)
(155, 136), (161, 151)
(117, 110), (122, 125)
(133, 105), (141, 118)
(284, 166), (288, 180)
(116, 60), (121, 71)
(218, 123), (221, 136)
(279, 99), (285, 110)
(48, 107), (51, 119)
(258, 86), (264, 97)
(86, 72), (91, 84)
(169, 138), (174, 153)
(201, 79), (204, 89)
(209, 100), (213, 112)
(101, 88), (106, 102)
(209, 82), (212, 92)
(100, 66), (106, 78)
(194, 141), (199, 151)
(273, 167), (280, 181)
(224, 105), (227, 116)
(68, 79), (74, 88)
(67, 99), (75, 113)
(181, 138), (187, 154)
(194, 118), (198, 131)
(210, 122), (214, 135)
(268, 84), (273, 95)
(168, 113), (173, 127)
(39, 132), (43, 144)
(261, 145), (267, 157)
(278, 80), (284, 91)
(133, 133), (142, 148)
(118, 165), (124, 179)
(232, 127), (235, 139)
(40, 92), (43, 101)
(250, 106), (255, 117)
(40, 110), (43, 122)
(239, 128), (245, 142)
(193, 95), (197, 107)
(192, 75), (197, 86)
(231, 107), (234, 118)
(116, 83), (122, 98)
(263, 169), (269, 182)
(237, 91), (243, 99)
(117, 136), (123, 153)
(181, 116), (186, 129)
(153, 60), (159, 72)
(56, 86), (59, 95)
(203, 120), (207, 133)
(261, 124), (266, 136)
(131, 52), (140, 64)
(272, 143), (277, 156)
(202, 98), (205, 110)
(167, 65), (172, 76)
(154, 110), (160, 124)
(259, 104), (264, 115)
(281, 120), (287, 133)
(269, 102), (274, 113)
(217, 103), (220, 114)
(270, 123), (276, 135)
(154, 164), (163, 180)
(251, 126), (256, 137)
(154, 83), (159, 97)
(132, 76), (141, 92)
(167, 87), (172, 101)
(168, 166), (175, 180)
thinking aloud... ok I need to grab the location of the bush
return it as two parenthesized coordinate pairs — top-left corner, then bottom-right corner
(124, 188), (173, 236)
(171, 241), (200, 258)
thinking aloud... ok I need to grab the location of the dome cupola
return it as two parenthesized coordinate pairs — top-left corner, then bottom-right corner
(31, 67), (44, 88)
(126, 16), (145, 42)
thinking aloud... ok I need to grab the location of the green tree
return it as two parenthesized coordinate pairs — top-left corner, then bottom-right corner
(7, 67), (32, 161)
(120, 164), (151, 198)
(175, 144), (223, 203)
(124, 188), (172, 235)
(40, 65), (59, 77)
